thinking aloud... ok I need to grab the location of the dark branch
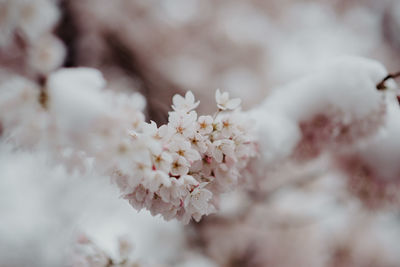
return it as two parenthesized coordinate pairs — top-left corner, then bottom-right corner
(55, 0), (79, 67)
(376, 71), (400, 90)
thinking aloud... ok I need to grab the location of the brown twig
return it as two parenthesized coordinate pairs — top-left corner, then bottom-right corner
(376, 71), (400, 90)
(37, 75), (48, 109)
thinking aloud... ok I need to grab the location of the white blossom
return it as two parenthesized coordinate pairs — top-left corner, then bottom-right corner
(170, 154), (190, 176)
(187, 184), (212, 212)
(152, 150), (173, 173)
(168, 110), (197, 138)
(197, 115), (214, 135)
(143, 170), (171, 192)
(212, 139), (235, 163)
(169, 139), (201, 163)
(172, 91), (200, 112)
(189, 133), (209, 154)
(129, 151), (153, 187)
(215, 89), (241, 111)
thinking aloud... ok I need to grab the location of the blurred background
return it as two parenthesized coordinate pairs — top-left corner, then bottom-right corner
(1, 0), (400, 266)
(61, 0), (400, 121)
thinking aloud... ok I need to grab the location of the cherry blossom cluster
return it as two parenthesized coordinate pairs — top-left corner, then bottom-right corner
(0, 65), (256, 224)
(116, 90), (257, 223)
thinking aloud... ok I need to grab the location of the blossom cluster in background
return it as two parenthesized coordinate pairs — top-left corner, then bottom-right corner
(0, 0), (65, 76)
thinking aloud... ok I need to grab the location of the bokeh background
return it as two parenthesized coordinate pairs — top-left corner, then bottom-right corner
(1, 0), (400, 266)
(62, 0), (400, 119)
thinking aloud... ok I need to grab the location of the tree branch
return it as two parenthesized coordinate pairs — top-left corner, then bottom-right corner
(376, 71), (400, 90)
